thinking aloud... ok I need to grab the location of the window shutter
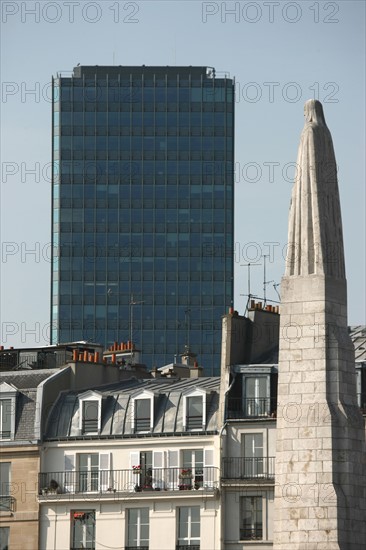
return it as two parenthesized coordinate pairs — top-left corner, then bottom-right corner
(129, 451), (140, 491)
(152, 451), (165, 490)
(204, 448), (214, 466)
(130, 451), (140, 468)
(153, 450), (164, 468)
(168, 450), (179, 468)
(203, 447), (215, 489)
(99, 453), (111, 492)
(64, 453), (75, 493)
(167, 450), (179, 489)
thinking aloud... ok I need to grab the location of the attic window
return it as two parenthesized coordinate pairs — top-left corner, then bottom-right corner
(78, 392), (102, 435)
(0, 382), (17, 440)
(82, 401), (99, 433)
(186, 396), (203, 430)
(183, 390), (207, 432)
(135, 398), (151, 432)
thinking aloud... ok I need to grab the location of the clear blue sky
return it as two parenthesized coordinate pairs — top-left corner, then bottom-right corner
(1, 0), (365, 348)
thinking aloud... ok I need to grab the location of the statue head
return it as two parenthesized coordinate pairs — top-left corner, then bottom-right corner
(304, 99), (327, 126)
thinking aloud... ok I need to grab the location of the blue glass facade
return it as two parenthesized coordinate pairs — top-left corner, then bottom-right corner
(51, 66), (234, 374)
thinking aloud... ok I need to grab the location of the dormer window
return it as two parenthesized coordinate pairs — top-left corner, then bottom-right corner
(79, 391), (102, 435)
(82, 401), (98, 433)
(187, 397), (203, 430)
(132, 391), (155, 433)
(183, 389), (207, 431)
(0, 399), (12, 439)
(0, 382), (17, 440)
(135, 399), (150, 432)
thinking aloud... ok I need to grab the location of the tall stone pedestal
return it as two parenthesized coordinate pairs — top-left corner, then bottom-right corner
(273, 275), (366, 550)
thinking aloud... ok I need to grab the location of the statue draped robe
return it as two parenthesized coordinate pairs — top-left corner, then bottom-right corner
(286, 99), (345, 279)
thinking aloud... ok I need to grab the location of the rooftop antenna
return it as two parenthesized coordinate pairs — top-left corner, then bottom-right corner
(240, 263), (261, 314)
(263, 255), (270, 306)
(130, 294), (144, 347)
(273, 283), (281, 302)
(184, 308), (191, 349)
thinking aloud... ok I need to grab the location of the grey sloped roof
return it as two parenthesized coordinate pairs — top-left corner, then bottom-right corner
(45, 377), (220, 439)
(0, 369), (59, 441)
(14, 389), (37, 440)
(0, 368), (59, 389)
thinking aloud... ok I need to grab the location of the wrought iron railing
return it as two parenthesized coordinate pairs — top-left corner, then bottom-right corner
(176, 545), (200, 550)
(227, 397), (277, 419)
(240, 526), (263, 540)
(39, 467), (218, 496)
(222, 457), (275, 480)
(186, 416), (203, 430)
(135, 418), (151, 432)
(0, 495), (15, 512)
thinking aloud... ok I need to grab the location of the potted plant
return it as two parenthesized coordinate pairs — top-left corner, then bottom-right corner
(179, 468), (193, 490)
(42, 479), (61, 495)
(179, 468), (193, 479)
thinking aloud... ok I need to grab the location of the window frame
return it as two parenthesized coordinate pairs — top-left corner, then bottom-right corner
(240, 495), (263, 541)
(0, 527), (10, 550)
(242, 374), (271, 417)
(77, 453), (99, 493)
(126, 507), (150, 549)
(182, 389), (207, 432)
(78, 391), (102, 435)
(242, 432), (264, 478)
(132, 391), (155, 433)
(0, 382), (17, 441)
(70, 509), (96, 549)
(177, 505), (200, 548)
(0, 463), (12, 513)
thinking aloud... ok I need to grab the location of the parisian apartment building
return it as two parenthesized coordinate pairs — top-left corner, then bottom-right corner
(1, 310), (365, 550)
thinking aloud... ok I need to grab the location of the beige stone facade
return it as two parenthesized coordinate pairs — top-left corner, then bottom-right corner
(0, 446), (40, 550)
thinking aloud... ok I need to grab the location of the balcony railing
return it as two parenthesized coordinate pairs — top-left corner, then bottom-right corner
(222, 457), (275, 480)
(39, 467), (218, 497)
(240, 526), (263, 540)
(0, 495), (16, 512)
(186, 416), (203, 430)
(176, 545), (200, 550)
(227, 397), (277, 419)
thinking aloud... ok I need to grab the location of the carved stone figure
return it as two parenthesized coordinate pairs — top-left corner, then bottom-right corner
(286, 99), (345, 279)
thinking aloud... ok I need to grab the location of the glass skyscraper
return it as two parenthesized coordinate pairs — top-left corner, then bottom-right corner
(51, 66), (234, 374)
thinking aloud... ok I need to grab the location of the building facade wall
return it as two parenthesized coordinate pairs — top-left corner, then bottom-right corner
(0, 447), (39, 550)
(222, 422), (276, 549)
(39, 435), (220, 549)
(40, 499), (220, 550)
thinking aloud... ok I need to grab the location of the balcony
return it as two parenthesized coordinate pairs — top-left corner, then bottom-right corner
(227, 397), (277, 419)
(38, 467), (219, 498)
(0, 495), (15, 512)
(222, 457), (275, 480)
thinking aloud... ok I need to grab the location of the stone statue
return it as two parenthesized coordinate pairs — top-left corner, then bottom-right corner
(286, 99), (345, 279)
